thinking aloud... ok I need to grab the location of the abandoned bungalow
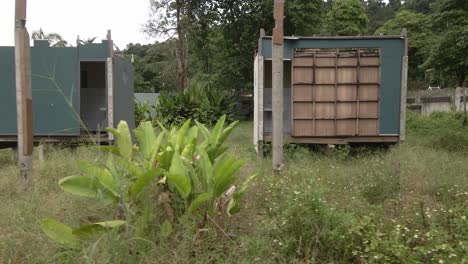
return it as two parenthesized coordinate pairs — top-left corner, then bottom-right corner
(0, 32), (135, 146)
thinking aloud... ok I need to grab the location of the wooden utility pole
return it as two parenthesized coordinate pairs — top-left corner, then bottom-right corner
(15, 0), (33, 188)
(272, 0), (284, 173)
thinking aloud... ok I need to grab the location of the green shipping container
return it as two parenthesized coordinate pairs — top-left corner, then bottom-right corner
(0, 38), (135, 142)
(253, 33), (408, 145)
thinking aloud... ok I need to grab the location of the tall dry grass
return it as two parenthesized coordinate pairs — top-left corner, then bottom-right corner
(0, 115), (466, 263)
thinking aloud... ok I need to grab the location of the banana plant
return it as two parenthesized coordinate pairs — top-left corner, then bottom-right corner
(196, 115), (238, 161)
(41, 121), (164, 245)
(164, 116), (257, 222)
(41, 115), (257, 247)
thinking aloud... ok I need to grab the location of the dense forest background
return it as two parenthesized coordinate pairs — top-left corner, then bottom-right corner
(124, 0), (467, 94)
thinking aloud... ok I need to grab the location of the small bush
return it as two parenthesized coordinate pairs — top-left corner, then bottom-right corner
(155, 86), (237, 126)
(406, 111), (468, 153)
(135, 100), (154, 125)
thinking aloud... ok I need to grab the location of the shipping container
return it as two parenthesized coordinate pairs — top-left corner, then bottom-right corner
(253, 31), (408, 146)
(0, 33), (134, 145)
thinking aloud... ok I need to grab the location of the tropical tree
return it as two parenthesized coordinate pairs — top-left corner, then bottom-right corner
(31, 28), (68, 47)
(284, 0), (323, 36)
(124, 41), (178, 93)
(422, 0), (467, 87)
(145, 0), (212, 91)
(325, 0), (369, 36)
(78, 37), (97, 45)
(364, 0), (397, 34)
(404, 0), (437, 14)
(376, 10), (435, 81)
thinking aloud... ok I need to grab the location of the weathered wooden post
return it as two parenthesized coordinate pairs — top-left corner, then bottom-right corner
(15, 0), (33, 188)
(107, 30), (114, 139)
(272, 0), (284, 173)
(399, 28), (408, 141)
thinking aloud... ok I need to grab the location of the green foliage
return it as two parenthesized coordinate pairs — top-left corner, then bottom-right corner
(155, 87), (237, 126)
(40, 219), (80, 248)
(243, 134), (467, 263)
(326, 0), (369, 36)
(284, 0), (324, 35)
(40, 218), (126, 248)
(40, 116), (256, 249)
(2, 120), (468, 263)
(134, 100), (153, 125)
(422, 0), (467, 86)
(123, 41), (177, 93)
(31, 28), (69, 47)
(376, 10), (435, 81)
(365, 0), (398, 34)
(406, 111), (468, 152)
(404, 0), (438, 14)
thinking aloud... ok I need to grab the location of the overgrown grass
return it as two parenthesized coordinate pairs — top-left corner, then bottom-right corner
(0, 113), (467, 263)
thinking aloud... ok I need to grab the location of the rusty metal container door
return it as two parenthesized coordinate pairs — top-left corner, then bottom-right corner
(292, 48), (381, 137)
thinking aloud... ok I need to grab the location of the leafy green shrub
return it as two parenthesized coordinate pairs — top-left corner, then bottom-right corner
(260, 182), (467, 263)
(134, 100), (154, 125)
(40, 116), (256, 249)
(406, 111), (468, 153)
(155, 86), (237, 126)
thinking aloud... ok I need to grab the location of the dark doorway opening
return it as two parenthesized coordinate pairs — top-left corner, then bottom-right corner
(80, 61), (107, 132)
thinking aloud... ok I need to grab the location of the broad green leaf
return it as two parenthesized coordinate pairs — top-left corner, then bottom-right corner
(100, 146), (120, 155)
(209, 115), (226, 145)
(107, 121), (132, 159)
(135, 198), (153, 238)
(134, 121), (157, 159)
(161, 220), (172, 238)
(169, 127), (178, 147)
(175, 119), (191, 152)
(188, 192), (211, 214)
(213, 146), (229, 160)
(59, 175), (118, 202)
(157, 146), (174, 170)
(195, 120), (211, 141)
(188, 126), (199, 142)
(114, 156), (143, 178)
(239, 174), (258, 193)
(131, 168), (164, 196)
(41, 218), (80, 248)
(212, 156), (244, 197)
(227, 174), (257, 216)
(227, 197), (240, 215)
(72, 220), (126, 239)
(197, 148), (213, 190)
(79, 162), (117, 195)
(181, 126), (198, 159)
(166, 153), (191, 199)
(218, 121), (238, 146)
(150, 132), (165, 168)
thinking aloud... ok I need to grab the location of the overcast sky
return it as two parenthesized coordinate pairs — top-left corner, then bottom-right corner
(0, 0), (154, 49)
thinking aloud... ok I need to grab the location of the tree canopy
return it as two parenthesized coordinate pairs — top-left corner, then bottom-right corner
(326, 0), (369, 36)
(123, 0), (467, 93)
